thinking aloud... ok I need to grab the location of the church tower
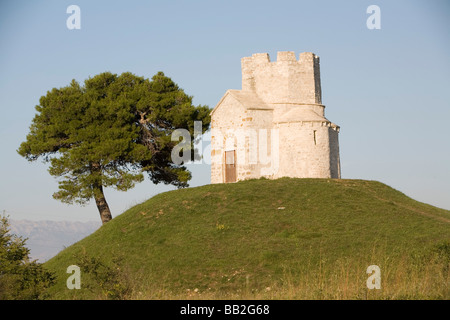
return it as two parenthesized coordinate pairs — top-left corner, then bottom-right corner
(210, 51), (340, 183)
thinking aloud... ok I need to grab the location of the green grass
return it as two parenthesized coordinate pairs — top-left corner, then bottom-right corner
(44, 178), (450, 299)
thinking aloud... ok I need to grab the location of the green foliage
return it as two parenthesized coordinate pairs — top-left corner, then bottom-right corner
(17, 71), (210, 214)
(0, 215), (56, 299)
(74, 250), (131, 300)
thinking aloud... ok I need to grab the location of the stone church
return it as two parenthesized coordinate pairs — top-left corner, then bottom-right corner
(210, 51), (340, 183)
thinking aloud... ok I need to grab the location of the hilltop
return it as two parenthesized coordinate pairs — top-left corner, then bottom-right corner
(44, 178), (450, 299)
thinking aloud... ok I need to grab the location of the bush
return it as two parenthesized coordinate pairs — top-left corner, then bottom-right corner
(74, 250), (132, 300)
(0, 215), (56, 299)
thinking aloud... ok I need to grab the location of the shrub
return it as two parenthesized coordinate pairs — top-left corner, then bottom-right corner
(0, 215), (56, 299)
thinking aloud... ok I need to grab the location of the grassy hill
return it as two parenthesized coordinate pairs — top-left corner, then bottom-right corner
(44, 178), (450, 299)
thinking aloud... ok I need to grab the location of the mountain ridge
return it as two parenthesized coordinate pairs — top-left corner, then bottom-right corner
(9, 219), (100, 262)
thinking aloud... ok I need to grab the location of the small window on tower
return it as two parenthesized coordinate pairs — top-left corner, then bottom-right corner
(313, 130), (317, 145)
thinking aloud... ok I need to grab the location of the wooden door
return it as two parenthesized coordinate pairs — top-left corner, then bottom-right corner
(225, 150), (236, 183)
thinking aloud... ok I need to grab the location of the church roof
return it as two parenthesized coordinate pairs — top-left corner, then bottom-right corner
(274, 107), (328, 123)
(210, 90), (272, 116)
(210, 90), (339, 129)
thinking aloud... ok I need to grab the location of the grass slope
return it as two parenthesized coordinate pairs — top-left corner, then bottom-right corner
(44, 178), (450, 299)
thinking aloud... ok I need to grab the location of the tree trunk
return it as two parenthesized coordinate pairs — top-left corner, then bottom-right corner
(90, 162), (112, 224)
(93, 184), (112, 224)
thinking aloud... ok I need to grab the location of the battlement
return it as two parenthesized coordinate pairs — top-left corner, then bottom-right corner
(242, 51), (319, 65)
(241, 51), (322, 104)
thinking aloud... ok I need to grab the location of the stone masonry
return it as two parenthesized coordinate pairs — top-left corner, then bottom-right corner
(210, 51), (340, 183)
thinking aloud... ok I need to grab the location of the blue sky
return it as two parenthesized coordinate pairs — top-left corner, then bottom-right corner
(1, 0), (449, 222)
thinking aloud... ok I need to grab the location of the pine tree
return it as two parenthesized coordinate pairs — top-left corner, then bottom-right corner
(18, 71), (210, 223)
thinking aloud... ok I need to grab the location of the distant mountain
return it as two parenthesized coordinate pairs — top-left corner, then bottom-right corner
(9, 219), (101, 262)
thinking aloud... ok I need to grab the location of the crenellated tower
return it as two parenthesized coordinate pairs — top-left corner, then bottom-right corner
(241, 51), (322, 104)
